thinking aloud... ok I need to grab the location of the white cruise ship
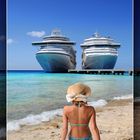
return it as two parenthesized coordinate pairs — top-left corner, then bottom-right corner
(32, 30), (76, 72)
(81, 32), (121, 69)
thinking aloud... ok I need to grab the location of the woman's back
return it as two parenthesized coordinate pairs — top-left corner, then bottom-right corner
(61, 83), (100, 140)
(64, 104), (94, 138)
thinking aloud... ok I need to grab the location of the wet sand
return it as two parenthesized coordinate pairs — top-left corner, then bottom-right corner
(8, 99), (133, 140)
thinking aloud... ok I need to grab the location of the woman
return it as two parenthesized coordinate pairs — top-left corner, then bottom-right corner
(61, 83), (100, 140)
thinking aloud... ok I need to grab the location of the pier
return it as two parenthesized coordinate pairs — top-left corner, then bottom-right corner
(68, 69), (133, 75)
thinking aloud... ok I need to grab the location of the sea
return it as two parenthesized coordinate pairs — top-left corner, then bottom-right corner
(7, 71), (133, 131)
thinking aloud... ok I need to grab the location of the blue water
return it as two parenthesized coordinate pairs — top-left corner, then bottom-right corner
(8, 71), (132, 121)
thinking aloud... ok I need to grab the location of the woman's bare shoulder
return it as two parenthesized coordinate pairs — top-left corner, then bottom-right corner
(86, 105), (94, 109)
(63, 105), (73, 109)
(63, 105), (73, 113)
(86, 105), (96, 114)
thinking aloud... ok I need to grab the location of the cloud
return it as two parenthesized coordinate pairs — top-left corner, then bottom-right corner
(27, 31), (45, 38)
(7, 38), (14, 44)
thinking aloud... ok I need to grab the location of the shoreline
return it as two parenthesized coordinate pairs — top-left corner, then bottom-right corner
(7, 94), (132, 131)
(8, 98), (133, 140)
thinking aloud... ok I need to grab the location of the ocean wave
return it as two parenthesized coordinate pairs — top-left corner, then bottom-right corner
(113, 94), (133, 100)
(88, 99), (108, 107)
(8, 109), (63, 131)
(8, 96), (132, 132)
(8, 99), (108, 131)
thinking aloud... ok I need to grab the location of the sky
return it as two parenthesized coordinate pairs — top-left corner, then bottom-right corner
(8, 0), (132, 70)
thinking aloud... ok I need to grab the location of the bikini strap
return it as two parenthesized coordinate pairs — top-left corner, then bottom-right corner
(78, 102), (81, 107)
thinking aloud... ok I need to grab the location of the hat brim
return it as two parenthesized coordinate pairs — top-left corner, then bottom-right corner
(67, 83), (91, 97)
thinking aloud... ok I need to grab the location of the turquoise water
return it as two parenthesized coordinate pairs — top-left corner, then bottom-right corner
(8, 71), (132, 121)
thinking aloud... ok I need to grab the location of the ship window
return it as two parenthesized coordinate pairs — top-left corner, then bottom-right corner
(40, 46), (45, 49)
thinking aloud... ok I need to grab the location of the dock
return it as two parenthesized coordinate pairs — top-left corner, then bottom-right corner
(68, 69), (133, 75)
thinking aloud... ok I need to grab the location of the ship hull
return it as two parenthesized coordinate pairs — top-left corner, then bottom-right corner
(82, 54), (118, 69)
(36, 52), (76, 72)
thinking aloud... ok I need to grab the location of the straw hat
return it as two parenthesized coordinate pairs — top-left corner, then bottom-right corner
(66, 83), (91, 102)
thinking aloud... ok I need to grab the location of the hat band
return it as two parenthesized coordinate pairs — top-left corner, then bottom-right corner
(66, 94), (88, 102)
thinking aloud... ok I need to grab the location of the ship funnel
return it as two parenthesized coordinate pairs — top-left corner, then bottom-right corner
(51, 29), (62, 36)
(94, 32), (100, 37)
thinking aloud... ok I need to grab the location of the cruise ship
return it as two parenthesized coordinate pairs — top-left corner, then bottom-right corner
(32, 30), (76, 72)
(80, 32), (121, 69)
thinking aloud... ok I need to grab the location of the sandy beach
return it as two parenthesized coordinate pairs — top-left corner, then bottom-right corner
(8, 99), (133, 140)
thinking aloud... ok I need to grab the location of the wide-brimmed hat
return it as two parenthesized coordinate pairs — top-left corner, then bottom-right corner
(66, 83), (91, 102)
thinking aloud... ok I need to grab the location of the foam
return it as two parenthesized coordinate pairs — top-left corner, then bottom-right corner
(88, 99), (108, 107)
(8, 109), (63, 131)
(113, 94), (132, 100)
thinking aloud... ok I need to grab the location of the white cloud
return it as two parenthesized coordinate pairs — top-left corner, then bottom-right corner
(7, 38), (14, 44)
(27, 31), (45, 38)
